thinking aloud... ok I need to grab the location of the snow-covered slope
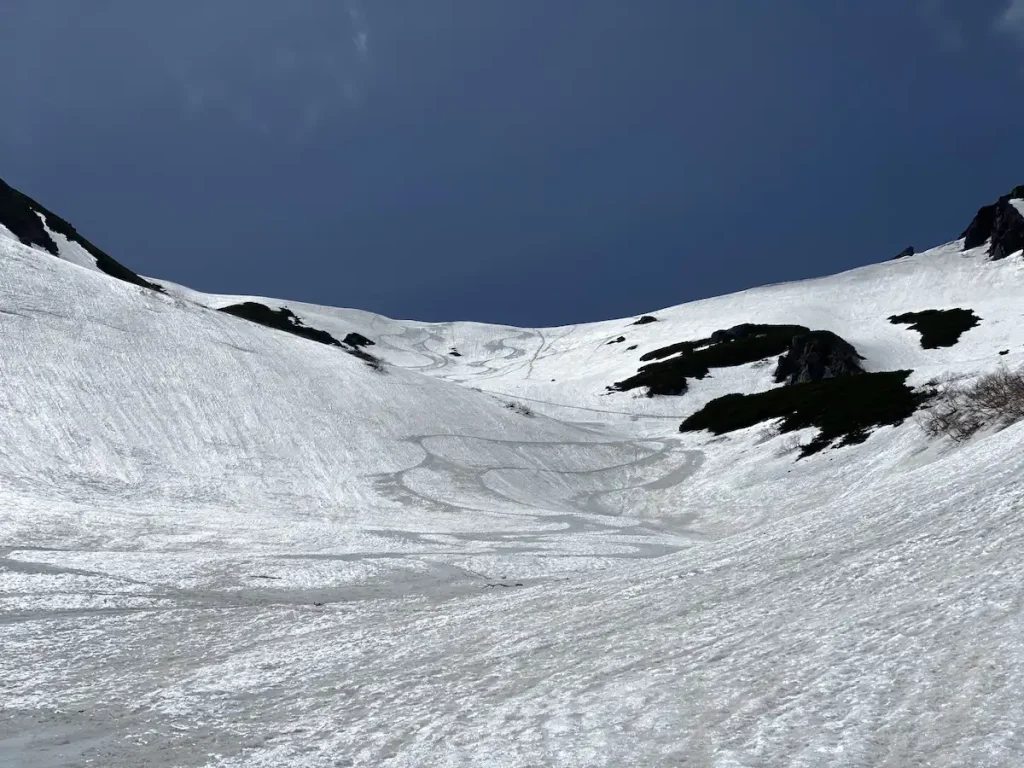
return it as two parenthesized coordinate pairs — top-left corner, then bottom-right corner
(3, 180), (1024, 767)
(156, 242), (1024, 426)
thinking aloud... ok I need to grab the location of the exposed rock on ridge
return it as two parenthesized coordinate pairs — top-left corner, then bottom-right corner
(961, 185), (1024, 260)
(0, 175), (162, 292)
(611, 324), (864, 397)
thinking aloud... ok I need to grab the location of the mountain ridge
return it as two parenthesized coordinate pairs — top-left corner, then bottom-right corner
(3, 175), (1024, 767)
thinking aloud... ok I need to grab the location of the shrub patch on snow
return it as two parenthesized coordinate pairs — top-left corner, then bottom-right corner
(219, 302), (381, 365)
(0, 176), (163, 292)
(888, 308), (980, 349)
(921, 367), (1024, 442)
(610, 324), (863, 397)
(679, 371), (928, 457)
(504, 401), (534, 417)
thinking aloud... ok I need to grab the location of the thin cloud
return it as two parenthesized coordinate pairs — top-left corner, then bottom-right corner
(348, 1), (370, 59)
(918, 0), (965, 53)
(998, 0), (1024, 40)
(164, 2), (371, 141)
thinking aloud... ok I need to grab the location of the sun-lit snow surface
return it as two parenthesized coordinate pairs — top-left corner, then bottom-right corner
(3, 226), (1024, 766)
(155, 241), (1024, 420)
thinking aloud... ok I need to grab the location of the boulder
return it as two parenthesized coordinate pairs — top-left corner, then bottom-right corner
(774, 332), (864, 386)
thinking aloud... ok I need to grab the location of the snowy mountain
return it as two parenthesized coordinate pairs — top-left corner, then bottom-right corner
(2, 176), (1024, 767)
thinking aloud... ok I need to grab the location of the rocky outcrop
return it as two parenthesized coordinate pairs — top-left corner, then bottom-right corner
(680, 371), (927, 458)
(220, 303), (344, 347)
(219, 302), (381, 366)
(961, 186), (1024, 260)
(612, 324), (863, 397)
(0, 175), (162, 292)
(343, 332), (374, 348)
(709, 323), (766, 344)
(892, 246), (915, 260)
(889, 308), (980, 349)
(774, 332), (864, 386)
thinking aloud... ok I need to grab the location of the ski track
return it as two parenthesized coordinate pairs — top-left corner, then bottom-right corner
(371, 432), (706, 559)
(4, 237), (1024, 765)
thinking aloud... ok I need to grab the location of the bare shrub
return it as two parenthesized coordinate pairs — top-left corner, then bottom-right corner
(754, 424), (779, 444)
(773, 432), (806, 457)
(921, 367), (1024, 441)
(504, 401), (534, 417)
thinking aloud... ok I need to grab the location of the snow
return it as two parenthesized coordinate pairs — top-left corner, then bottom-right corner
(155, 241), (1024, 423)
(38, 213), (99, 272)
(3, 227), (1024, 766)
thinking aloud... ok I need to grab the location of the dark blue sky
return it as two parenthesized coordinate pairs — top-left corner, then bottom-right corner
(2, 1), (1024, 325)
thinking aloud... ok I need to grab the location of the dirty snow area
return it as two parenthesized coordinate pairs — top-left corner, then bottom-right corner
(3, 231), (1024, 767)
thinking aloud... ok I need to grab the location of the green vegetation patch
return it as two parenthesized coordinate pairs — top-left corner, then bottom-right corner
(679, 370), (929, 457)
(889, 308), (980, 349)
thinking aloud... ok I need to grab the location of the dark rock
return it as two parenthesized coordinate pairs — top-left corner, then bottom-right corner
(607, 336), (626, 345)
(892, 246), (915, 260)
(449, 348), (462, 357)
(343, 332), (374, 348)
(961, 188), (1024, 260)
(220, 302), (343, 346)
(220, 302), (382, 370)
(990, 209), (1024, 260)
(680, 371), (929, 458)
(773, 332), (864, 386)
(1000, 350), (1010, 356)
(626, 345), (638, 351)
(613, 323), (850, 397)
(889, 308), (980, 349)
(632, 315), (658, 326)
(709, 324), (761, 345)
(962, 204), (997, 250)
(640, 340), (702, 362)
(0, 176), (163, 292)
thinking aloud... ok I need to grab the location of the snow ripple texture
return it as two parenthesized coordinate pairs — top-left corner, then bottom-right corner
(2, 226), (1024, 767)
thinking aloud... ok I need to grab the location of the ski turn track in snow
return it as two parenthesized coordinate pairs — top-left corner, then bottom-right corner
(3, 215), (1024, 765)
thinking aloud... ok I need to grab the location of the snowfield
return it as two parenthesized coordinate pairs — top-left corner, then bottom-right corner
(3, 213), (1024, 766)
